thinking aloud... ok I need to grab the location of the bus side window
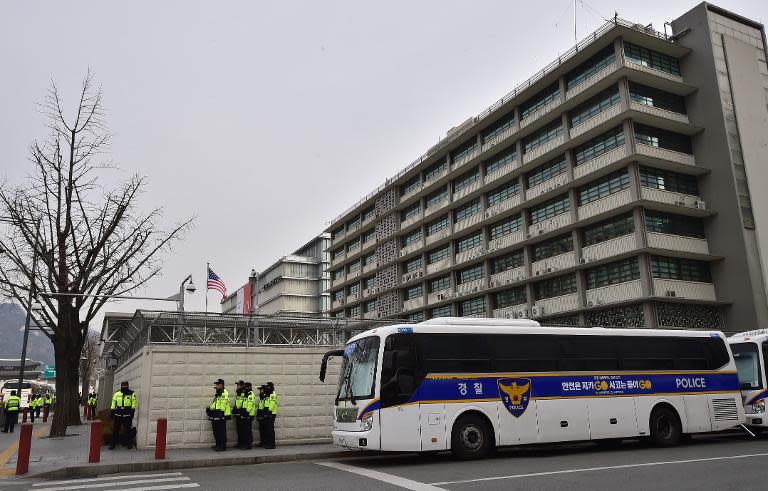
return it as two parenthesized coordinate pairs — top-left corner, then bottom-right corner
(381, 334), (421, 408)
(763, 342), (768, 378)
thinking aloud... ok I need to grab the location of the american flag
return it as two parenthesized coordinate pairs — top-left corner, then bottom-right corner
(207, 267), (227, 298)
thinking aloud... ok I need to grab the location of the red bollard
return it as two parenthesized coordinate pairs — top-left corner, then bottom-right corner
(42, 406), (49, 422)
(88, 420), (102, 463)
(16, 423), (33, 475)
(22, 407), (28, 423)
(155, 418), (167, 460)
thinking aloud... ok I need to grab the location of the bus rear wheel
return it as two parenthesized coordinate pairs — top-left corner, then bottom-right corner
(451, 414), (492, 460)
(649, 406), (682, 447)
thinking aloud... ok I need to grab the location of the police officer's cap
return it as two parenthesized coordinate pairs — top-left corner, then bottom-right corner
(266, 381), (275, 389)
(213, 378), (225, 385)
(236, 380), (245, 386)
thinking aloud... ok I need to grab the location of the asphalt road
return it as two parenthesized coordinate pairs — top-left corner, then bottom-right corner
(14, 432), (768, 491)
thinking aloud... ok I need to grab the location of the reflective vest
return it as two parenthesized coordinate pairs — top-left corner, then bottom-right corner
(209, 389), (231, 420)
(88, 395), (97, 406)
(44, 395), (52, 405)
(27, 398), (36, 409)
(245, 391), (257, 417)
(111, 390), (137, 416)
(264, 392), (278, 416)
(4, 395), (20, 411)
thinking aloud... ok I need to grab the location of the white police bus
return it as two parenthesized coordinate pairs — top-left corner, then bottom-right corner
(320, 318), (744, 459)
(728, 329), (768, 434)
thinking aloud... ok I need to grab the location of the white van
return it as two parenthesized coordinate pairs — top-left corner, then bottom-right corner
(729, 330), (768, 433)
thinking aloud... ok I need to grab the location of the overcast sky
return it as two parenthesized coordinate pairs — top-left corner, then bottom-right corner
(1, 0), (765, 321)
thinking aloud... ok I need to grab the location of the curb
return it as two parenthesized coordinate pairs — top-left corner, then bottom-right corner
(28, 449), (373, 479)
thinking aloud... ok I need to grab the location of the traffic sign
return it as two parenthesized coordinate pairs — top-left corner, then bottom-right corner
(42, 364), (56, 378)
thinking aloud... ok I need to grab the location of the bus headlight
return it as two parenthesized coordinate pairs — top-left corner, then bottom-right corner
(361, 411), (373, 431)
(753, 399), (766, 414)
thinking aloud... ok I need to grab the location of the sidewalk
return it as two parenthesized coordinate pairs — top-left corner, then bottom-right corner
(0, 422), (365, 480)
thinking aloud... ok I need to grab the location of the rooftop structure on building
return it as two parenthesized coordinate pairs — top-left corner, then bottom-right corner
(323, 3), (768, 330)
(221, 233), (331, 317)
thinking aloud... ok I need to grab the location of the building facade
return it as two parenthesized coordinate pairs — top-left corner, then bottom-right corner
(325, 3), (768, 331)
(222, 233), (331, 317)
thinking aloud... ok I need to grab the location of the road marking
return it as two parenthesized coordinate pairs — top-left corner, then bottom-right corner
(32, 477), (191, 491)
(318, 461), (446, 491)
(110, 485), (199, 491)
(430, 451), (768, 485)
(33, 473), (185, 486)
(0, 424), (51, 477)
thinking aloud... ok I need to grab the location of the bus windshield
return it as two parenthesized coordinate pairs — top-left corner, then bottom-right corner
(731, 342), (763, 390)
(337, 336), (379, 403)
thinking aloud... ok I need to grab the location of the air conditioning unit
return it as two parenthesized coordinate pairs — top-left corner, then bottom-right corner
(340, 299), (346, 305)
(489, 280), (497, 288)
(546, 267), (552, 273)
(505, 278), (514, 285)
(580, 257), (589, 264)
(437, 293), (446, 301)
(417, 271), (424, 278)
(666, 290), (677, 297)
(352, 293), (359, 301)
(675, 200), (686, 206)
(485, 210), (493, 219)
(587, 299), (603, 308)
(531, 305), (544, 317)
(515, 308), (529, 319)
(503, 311), (514, 319)
(472, 286), (479, 293)
(695, 200), (706, 209)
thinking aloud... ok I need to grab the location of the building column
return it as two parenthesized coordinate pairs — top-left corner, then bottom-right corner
(642, 301), (658, 329)
(633, 205), (647, 248)
(627, 161), (641, 202)
(618, 76), (631, 111)
(613, 37), (625, 66)
(638, 253), (654, 299)
(564, 149), (576, 182)
(568, 188), (580, 224)
(623, 119), (636, 154)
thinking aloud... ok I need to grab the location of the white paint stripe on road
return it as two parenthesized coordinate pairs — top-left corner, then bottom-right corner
(318, 461), (446, 491)
(430, 451), (768, 485)
(110, 484), (199, 491)
(33, 477), (191, 491)
(33, 473), (184, 486)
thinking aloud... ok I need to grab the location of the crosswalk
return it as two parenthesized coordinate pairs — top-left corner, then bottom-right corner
(29, 472), (200, 491)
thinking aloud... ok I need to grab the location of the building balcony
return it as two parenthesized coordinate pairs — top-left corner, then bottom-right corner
(401, 211), (423, 230)
(455, 278), (485, 297)
(424, 167), (449, 187)
(454, 212), (484, 233)
(646, 232), (710, 255)
(452, 149), (480, 172)
(426, 257), (451, 275)
(522, 134), (565, 165)
(331, 232), (346, 246)
(346, 246), (361, 259)
(362, 262), (377, 274)
(346, 292), (361, 304)
(527, 212), (573, 237)
(572, 144), (629, 180)
(425, 227), (451, 246)
(331, 275), (346, 288)
(484, 159), (519, 186)
(400, 239), (424, 257)
(489, 266), (526, 288)
(362, 287), (377, 298)
(629, 101), (690, 125)
(639, 187), (706, 210)
(533, 292), (580, 317)
(455, 244), (485, 266)
(347, 222), (361, 234)
(525, 172), (569, 201)
(361, 238), (376, 252)
(363, 311), (379, 320)
(565, 61), (620, 101)
(347, 269), (360, 281)
(362, 214), (376, 227)
(581, 233), (639, 262)
(520, 99), (562, 129)
(493, 303), (529, 319)
(481, 124), (519, 153)
(332, 298), (345, 309)
(635, 143), (695, 168)
(424, 198), (449, 218)
(585, 279), (643, 307)
(569, 103), (623, 140)
(577, 188), (632, 221)
(331, 253), (346, 267)
(403, 297), (425, 311)
(400, 183), (424, 204)
(428, 288), (453, 305)
(485, 194), (522, 220)
(532, 251), (577, 277)
(487, 230), (525, 254)
(401, 269), (425, 285)
(624, 60), (685, 84)
(653, 278), (716, 301)
(453, 180), (483, 202)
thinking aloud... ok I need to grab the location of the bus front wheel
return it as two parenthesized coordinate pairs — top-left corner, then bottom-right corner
(451, 413), (492, 460)
(649, 406), (682, 447)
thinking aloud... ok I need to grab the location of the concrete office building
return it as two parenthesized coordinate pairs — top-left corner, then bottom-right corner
(325, 3), (768, 331)
(222, 233), (331, 317)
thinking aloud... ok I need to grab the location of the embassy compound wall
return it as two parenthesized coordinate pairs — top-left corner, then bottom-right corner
(108, 345), (341, 449)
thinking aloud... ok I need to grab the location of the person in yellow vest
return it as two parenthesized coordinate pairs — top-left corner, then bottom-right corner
(241, 382), (257, 450)
(88, 393), (97, 418)
(233, 380), (248, 449)
(110, 381), (137, 449)
(44, 392), (53, 412)
(206, 379), (230, 451)
(2, 390), (21, 433)
(261, 382), (278, 449)
(28, 394), (37, 423)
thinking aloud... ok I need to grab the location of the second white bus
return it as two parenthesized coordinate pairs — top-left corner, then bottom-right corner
(728, 329), (768, 434)
(321, 318), (745, 459)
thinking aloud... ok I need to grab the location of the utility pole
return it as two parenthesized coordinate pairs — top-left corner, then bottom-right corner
(17, 217), (41, 402)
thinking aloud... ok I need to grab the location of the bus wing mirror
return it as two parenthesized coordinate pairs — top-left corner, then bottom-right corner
(319, 349), (344, 382)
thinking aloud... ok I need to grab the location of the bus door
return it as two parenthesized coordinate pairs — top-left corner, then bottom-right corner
(379, 332), (423, 451)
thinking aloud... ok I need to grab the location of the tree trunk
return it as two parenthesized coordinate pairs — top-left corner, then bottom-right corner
(50, 335), (83, 437)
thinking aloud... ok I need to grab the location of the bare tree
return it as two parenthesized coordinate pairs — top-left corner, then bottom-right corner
(79, 330), (99, 400)
(0, 71), (192, 437)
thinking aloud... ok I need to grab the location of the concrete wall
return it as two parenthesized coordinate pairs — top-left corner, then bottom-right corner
(111, 345), (340, 449)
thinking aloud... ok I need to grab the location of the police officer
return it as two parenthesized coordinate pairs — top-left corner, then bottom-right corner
(2, 390), (21, 433)
(262, 382), (278, 449)
(110, 381), (137, 449)
(33, 394), (42, 419)
(241, 382), (257, 450)
(88, 393), (97, 419)
(233, 380), (247, 449)
(28, 393), (37, 423)
(207, 379), (230, 451)
(256, 384), (267, 446)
